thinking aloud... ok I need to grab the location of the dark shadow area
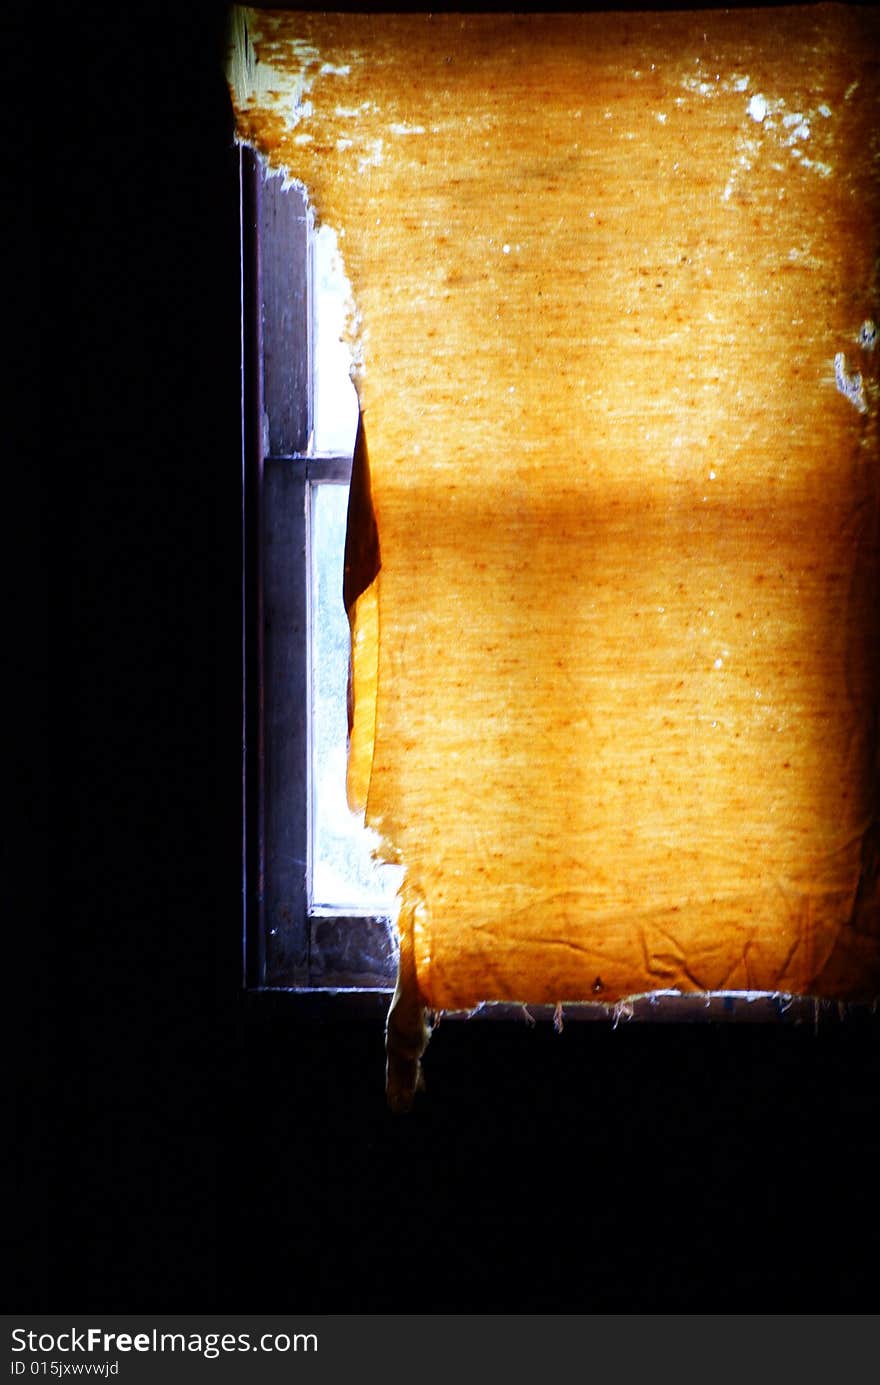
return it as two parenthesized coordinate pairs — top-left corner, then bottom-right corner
(35, 1), (879, 1315)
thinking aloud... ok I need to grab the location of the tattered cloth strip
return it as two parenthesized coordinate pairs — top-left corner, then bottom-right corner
(228, 7), (880, 1109)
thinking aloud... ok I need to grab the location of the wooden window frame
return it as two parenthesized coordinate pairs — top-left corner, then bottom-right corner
(241, 147), (398, 995)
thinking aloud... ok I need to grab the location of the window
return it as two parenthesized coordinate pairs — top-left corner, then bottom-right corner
(233, 11), (878, 1085)
(241, 150), (402, 992)
(239, 142), (876, 1033)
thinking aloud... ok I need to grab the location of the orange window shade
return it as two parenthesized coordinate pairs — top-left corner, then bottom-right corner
(229, 7), (879, 1107)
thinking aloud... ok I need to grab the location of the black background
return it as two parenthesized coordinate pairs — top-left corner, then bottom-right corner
(35, 0), (879, 1313)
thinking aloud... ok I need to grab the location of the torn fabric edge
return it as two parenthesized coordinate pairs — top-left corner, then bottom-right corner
(342, 415), (429, 1108)
(343, 410), (380, 800)
(385, 894), (432, 1112)
(431, 991), (880, 1026)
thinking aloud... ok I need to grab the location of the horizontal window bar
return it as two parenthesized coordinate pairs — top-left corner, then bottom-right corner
(264, 453), (352, 482)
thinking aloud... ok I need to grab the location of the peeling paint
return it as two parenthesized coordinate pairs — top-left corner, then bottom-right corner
(834, 352), (868, 413)
(784, 117), (811, 144)
(748, 93), (768, 122)
(722, 83), (839, 205)
(798, 155), (831, 178)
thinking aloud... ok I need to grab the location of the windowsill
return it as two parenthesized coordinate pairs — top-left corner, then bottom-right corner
(241, 986), (878, 1029)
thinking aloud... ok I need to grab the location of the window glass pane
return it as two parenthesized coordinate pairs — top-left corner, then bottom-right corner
(312, 225), (359, 456)
(310, 482), (404, 912)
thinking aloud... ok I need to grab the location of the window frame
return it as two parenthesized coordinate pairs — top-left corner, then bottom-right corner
(240, 146), (399, 995)
(238, 144), (870, 1034)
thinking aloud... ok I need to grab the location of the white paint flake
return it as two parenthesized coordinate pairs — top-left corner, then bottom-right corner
(747, 93), (768, 123)
(783, 115), (811, 143)
(798, 156), (831, 177)
(357, 139), (384, 173)
(723, 87), (836, 205)
(834, 353), (868, 414)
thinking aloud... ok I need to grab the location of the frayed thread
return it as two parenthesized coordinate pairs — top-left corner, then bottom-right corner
(613, 998), (635, 1029)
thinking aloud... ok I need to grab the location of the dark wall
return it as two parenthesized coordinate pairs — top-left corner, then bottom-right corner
(37, 1), (879, 1314)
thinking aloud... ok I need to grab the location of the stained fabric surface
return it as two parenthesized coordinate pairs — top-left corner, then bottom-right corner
(229, 8), (880, 1100)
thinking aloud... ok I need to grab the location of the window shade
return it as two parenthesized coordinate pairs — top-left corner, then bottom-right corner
(229, 7), (880, 1108)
